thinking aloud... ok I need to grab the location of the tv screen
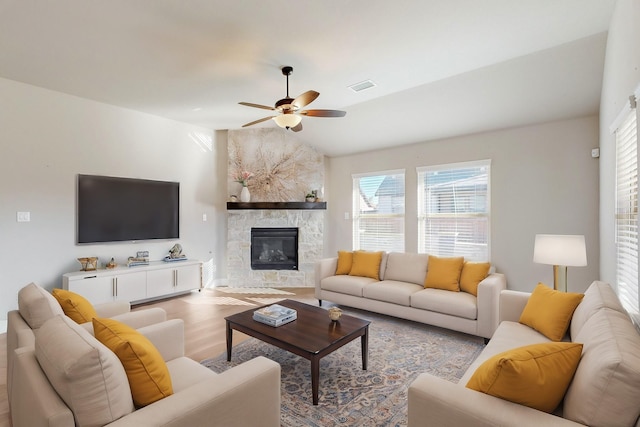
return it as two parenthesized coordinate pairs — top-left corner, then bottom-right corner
(77, 174), (180, 244)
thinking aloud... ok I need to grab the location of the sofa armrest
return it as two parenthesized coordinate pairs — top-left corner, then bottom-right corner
(476, 273), (507, 338)
(499, 289), (531, 323)
(408, 374), (584, 427)
(138, 319), (185, 361)
(107, 356), (281, 427)
(6, 310), (36, 399)
(315, 257), (338, 299)
(112, 307), (167, 329)
(94, 300), (131, 317)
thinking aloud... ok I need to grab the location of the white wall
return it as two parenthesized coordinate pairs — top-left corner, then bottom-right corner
(599, 0), (640, 287)
(325, 116), (600, 293)
(0, 77), (229, 321)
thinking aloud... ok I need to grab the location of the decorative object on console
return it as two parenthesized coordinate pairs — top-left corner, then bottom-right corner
(533, 234), (587, 292)
(106, 257), (117, 269)
(164, 243), (187, 262)
(77, 257), (98, 271)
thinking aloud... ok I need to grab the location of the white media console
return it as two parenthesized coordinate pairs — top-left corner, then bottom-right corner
(62, 259), (202, 305)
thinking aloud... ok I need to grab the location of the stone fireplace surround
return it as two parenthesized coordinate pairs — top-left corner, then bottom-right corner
(227, 206), (324, 288)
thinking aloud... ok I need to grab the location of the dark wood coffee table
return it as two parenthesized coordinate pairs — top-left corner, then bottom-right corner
(225, 299), (370, 405)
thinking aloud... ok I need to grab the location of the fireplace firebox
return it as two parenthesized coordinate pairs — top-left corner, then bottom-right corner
(250, 227), (299, 270)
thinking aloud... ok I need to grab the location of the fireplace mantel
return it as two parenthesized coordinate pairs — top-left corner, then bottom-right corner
(227, 202), (326, 210)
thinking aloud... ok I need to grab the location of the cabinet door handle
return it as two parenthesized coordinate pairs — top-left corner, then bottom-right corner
(114, 278), (118, 297)
(174, 270), (178, 288)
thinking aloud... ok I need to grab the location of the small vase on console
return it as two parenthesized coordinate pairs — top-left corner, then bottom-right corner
(240, 186), (251, 202)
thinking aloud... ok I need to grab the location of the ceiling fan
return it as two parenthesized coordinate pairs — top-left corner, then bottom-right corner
(239, 66), (346, 132)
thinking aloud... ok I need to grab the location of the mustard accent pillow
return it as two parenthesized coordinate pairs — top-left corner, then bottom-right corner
(424, 256), (464, 291)
(519, 283), (584, 341)
(335, 251), (354, 275)
(92, 318), (173, 407)
(459, 262), (491, 296)
(52, 288), (98, 324)
(349, 251), (383, 280)
(466, 342), (583, 413)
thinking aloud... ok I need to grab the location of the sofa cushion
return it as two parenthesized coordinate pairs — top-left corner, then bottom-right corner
(466, 342), (583, 413)
(18, 282), (64, 329)
(383, 252), (429, 285)
(321, 275), (377, 297)
(52, 288), (98, 324)
(35, 315), (134, 427)
(570, 281), (626, 339)
(349, 251), (384, 280)
(335, 251), (353, 275)
(519, 283), (584, 341)
(563, 308), (640, 427)
(362, 280), (423, 306)
(424, 256), (464, 291)
(93, 317), (173, 407)
(459, 262), (490, 296)
(411, 288), (477, 320)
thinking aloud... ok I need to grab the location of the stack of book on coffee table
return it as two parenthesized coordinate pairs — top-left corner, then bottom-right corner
(253, 304), (297, 327)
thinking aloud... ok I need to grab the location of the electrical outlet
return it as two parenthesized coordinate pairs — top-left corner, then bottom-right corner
(17, 211), (30, 222)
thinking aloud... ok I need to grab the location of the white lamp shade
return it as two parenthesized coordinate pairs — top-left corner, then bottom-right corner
(533, 234), (587, 267)
(273, 113), (302, 128)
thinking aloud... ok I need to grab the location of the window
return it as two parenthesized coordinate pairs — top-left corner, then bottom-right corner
(614, 97), (638, 315)
(417, 160), (490, 261)
(352, 170), (405, 251)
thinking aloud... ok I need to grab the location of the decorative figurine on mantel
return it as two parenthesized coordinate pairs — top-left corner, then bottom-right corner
(164, 243), (187, 262)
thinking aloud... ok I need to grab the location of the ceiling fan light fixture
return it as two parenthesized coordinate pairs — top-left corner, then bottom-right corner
(273, 113), (302, 129)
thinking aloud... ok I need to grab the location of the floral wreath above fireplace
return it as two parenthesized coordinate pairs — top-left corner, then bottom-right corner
(228, 128), (324, 202)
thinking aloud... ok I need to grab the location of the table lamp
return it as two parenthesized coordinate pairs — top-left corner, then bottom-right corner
(533, 234), (587, 292)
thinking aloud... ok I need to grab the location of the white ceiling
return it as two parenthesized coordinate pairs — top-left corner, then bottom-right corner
(0, 0), (615, 156)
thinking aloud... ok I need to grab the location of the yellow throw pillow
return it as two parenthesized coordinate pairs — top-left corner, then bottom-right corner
(349, 251), (383, 280)
(459, 262), (491, 296)
(335, 251), (354, 275)
(424, 256), (464, 291)
(519, 283), (584, 341)
(52, 288), (98, 324)
(92, 318), (173, 407)
(466, 342), (583, 413)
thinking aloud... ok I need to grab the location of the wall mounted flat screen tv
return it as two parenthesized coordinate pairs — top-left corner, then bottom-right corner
(77, 174), (180, 244)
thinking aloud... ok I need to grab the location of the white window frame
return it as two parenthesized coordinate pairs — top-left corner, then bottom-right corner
(417, 160), (491, 261)
(613, 93), (639, 316)
(352, 169), (405, 252)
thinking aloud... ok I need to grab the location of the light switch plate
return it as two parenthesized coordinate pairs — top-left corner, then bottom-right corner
(17, 211), (30, 222)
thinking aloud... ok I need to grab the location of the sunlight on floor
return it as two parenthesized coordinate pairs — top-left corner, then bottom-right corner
(216, 287), (295, 295)
(180, 296), (257, 306)
(247, 297), (287, 305)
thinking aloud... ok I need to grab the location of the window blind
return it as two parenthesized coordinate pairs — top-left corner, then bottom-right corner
(615, 105), (639, 314)
(417, 160), (490, 261)
(352, 170), (405, 252)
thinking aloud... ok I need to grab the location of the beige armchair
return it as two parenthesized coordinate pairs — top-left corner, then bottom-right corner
(10, 315), (281, 427)
(6, 282), (167, 400)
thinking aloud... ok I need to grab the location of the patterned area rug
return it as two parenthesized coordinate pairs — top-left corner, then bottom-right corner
(201, 309), (484, 427)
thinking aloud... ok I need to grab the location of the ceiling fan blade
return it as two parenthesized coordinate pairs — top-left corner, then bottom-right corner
(292, 90), (319, 109)
(242, 116), (275, 127)
(290, 122), (303, 132)
(300, 109), (346, 117)
(239, 102), (276, 111)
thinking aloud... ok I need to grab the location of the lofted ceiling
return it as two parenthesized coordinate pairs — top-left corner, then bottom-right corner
(0, 0), (615, 156)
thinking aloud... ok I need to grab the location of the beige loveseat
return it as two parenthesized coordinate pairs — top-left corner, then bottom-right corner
(408, 281), (640, 427)
(10, 314), (282, 427)
(315, 252), (507, 339)
(6, 282), (167, 401)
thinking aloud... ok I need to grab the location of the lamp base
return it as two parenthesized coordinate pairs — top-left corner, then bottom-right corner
(553, 265), (568, 292)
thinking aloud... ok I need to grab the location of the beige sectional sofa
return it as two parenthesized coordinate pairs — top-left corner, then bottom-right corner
(408, 281), (640, 427)
(315, 252), (507, 339)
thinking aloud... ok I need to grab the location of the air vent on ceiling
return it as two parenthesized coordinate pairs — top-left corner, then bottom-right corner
(348, 79), (376, 93)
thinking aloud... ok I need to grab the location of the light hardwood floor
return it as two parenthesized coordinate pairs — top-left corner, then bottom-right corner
(0, 287), (316, 427)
